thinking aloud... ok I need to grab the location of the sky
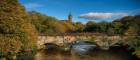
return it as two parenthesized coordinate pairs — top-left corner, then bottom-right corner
(19, 0), (140, 23)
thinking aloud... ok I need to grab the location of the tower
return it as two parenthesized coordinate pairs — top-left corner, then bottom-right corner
(68, 13), (72, 23)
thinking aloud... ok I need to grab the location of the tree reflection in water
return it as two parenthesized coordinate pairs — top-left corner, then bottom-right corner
(35, 45), (138, 60)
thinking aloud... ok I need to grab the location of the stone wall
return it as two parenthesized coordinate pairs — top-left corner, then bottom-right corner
(37, 35), (128, 49)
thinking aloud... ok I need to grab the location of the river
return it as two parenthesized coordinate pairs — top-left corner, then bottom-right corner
(34, 41), (138, 60)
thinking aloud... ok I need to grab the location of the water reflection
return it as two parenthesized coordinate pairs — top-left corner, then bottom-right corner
(35, 49), (136, 60)
(35, 41), (138, 60)
(71, 40), (97, 55)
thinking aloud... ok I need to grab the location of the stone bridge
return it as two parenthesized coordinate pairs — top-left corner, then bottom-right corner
(37, 35), (133, 49)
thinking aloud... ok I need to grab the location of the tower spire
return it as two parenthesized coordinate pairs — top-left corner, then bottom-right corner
(68, 12), (72, 23)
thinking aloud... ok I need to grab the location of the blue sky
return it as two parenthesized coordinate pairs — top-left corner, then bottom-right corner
(19, 0), (140, 23)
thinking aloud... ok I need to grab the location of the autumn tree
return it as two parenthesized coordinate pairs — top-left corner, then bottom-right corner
(74, 22), (85, 32)
(29, 11), (47, 33)
(29, 11), (68, 34)
(61, 22), (73, 33)
(134, 15), (140, 35)
(0, 0), (38, 59)
(124, 25), (138, 35)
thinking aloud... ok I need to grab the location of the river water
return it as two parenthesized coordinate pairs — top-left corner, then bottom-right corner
(35, 45), (138, 60)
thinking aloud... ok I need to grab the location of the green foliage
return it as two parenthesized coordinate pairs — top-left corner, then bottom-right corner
(131, 36), (140, 58)
(84, 21), (99, 32)
(133, 47), (140, 58)
(29, 11), (74, 34)
(112, 20), (123, 34)
(99, 21), (109, 33)
(74, 22), (84, 32)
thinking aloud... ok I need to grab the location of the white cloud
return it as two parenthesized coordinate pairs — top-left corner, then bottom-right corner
(79, 12), (128, 20)
(24, 3), (43, 9)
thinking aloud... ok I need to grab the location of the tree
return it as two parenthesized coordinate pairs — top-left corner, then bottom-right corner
(54, 22), (67, 33)
(29, 11), (47, 33)
(84, 21), (98, 32)
(120, 15), (140, 35)
(0, 35), (22, 59)
(0, 0), (38, 59)
(74, 22), (85, 32)
(99, 21), (109, 33)
(134, 15), (140, 35)
(62, 22), (74, 32)
(112, 20), (123, 34)
(29, 11), (66, 34)
(120, 16), (134, 30)
(124, 25), (139, 35)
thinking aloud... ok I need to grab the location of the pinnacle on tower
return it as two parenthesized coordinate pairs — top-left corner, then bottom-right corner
(68, 13), (72, 23)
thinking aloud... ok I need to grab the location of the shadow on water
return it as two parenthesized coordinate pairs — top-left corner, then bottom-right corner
(35, 43), (139, 60)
